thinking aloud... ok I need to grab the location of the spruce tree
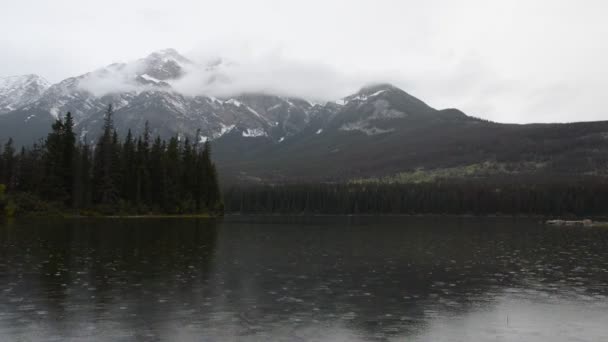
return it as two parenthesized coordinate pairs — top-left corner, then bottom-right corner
(93, 104), (119, 207)
(44, 117), (67, 201)
(121, 129), (137, 204)
(62, 112), (76, 205)
(1, 138), (15, 189)
(0, 108), (224, 215)
(149, 136), (164, 210)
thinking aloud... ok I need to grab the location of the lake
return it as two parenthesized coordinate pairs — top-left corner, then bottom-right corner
(0, 216), (607, 341)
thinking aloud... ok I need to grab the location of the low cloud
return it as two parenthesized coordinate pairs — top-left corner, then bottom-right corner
(173, 52), (381, 101)
(77, 61), (150, 97)
(77, 43), (401, 102)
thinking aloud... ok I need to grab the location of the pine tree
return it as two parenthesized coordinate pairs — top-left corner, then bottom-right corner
(121, 129), (137, 204)
(0, 108), (225, 215)
(43, 117), (67, 201)
(149, 135), (164, 210)
(1, 138), (15, 189)
(62, 112), (76, 205)
(93, 104), (119, 207)
(198, 141), (221, 212)
(136, 121), (151, 208)
(164, 136), (180, 212)
(181, 137), (196, 211)
(73, 141), (92, 209)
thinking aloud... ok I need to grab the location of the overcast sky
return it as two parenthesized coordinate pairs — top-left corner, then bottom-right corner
(1, 0), (606, 123)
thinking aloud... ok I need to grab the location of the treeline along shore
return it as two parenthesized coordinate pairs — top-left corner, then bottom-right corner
(2, 105), (608, 218)
(222, 180), (608, 217)
(0, 105), (222, 216)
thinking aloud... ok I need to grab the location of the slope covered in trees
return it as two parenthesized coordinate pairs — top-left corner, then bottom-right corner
(0, 105), (222, 216)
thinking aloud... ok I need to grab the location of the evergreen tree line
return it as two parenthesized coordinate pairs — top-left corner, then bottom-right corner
(224, 181), (608, 217)
(0, 105), (222, 215)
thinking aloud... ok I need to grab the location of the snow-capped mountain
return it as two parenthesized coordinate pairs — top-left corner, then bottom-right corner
(0, 74), (50, 114)
(0, 49), (321, 144)
(1, 49), (608, 184)
(0, 48), (475, 151)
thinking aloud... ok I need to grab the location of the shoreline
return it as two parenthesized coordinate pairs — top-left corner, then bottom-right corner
(2, 213), (221, 219)
(4, 212), (608, 222)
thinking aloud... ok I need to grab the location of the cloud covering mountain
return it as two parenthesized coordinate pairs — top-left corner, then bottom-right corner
(75, 47), (387, 102)
(1, 0), (607, 123)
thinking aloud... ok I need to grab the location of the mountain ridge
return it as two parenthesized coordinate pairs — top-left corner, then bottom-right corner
(1, 49), (607, 184)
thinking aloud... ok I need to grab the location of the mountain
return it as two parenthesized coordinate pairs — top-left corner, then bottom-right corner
(212, 84), (608, 183)
(1, 49), (608, 184)
(0, 49), (316, 145)
(0, 74), (50, 114)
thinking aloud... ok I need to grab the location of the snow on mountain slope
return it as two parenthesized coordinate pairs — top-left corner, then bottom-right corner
(0, 74), (50, 114)
(0, 50), (459, 147)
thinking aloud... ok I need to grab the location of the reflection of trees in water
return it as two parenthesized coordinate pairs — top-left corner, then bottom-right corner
(0, 218), (219, 340)
(0, 217), (607, 340)
(205, 217), (608, 340)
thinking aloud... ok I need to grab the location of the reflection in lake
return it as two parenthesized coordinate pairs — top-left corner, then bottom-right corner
(0, 217), (607, 341)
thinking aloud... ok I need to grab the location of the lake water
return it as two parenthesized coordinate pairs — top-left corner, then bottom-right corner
(0, 216), (607, 341)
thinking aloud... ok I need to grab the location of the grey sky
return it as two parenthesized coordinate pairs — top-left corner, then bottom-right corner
(1, 0), (606, 123)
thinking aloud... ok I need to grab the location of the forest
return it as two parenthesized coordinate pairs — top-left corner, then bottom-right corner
(223, 180), (608, 217)
(2, 105), (608, 218)
(0, 105), (222, 216)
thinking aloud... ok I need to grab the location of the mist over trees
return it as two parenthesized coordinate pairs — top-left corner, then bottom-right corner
(0, 105), (222, 215)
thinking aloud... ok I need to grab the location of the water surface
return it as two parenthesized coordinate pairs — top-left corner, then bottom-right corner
(1, 216), (607, 341)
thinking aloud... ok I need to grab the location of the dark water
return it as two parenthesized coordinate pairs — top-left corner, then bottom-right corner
(0, 217), (607, 341)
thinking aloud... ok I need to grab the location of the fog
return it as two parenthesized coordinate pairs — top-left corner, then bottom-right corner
(77, 44), (401, 101)
(1, 0), (607, 123)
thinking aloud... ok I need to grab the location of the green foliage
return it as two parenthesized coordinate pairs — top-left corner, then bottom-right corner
(354, 162), (548, 184)
(0, 105), (223, 216)
(6, 192), (61, 216)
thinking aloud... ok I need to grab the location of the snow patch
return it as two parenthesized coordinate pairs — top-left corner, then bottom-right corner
(116, 97), (130, 108)
(242, 128), (267, 138)
(207, 96), (222, 105)
(246, 105), (264, 119)
(225, 99), (242, 107)
(215, 124), (236, 138)
(49, 107), (60, 119)
(141, 74), (161, 83)
(369, 89), (387, 97)
(278, 136), (285, 142)
(339, 122), (394, 136)
(343, 90), (388, 104)
(0, 75), (50, 114)
(316, 128), (323, 135)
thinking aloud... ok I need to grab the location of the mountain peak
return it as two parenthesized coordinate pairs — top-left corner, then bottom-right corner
(140, 48), (192, 81)
(145, 48), (191, 64)
(0, 74), (49, 86)
(357, 83), (398, 95)
(339, 83), (399, 104)
(0, 74), (50, 114)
